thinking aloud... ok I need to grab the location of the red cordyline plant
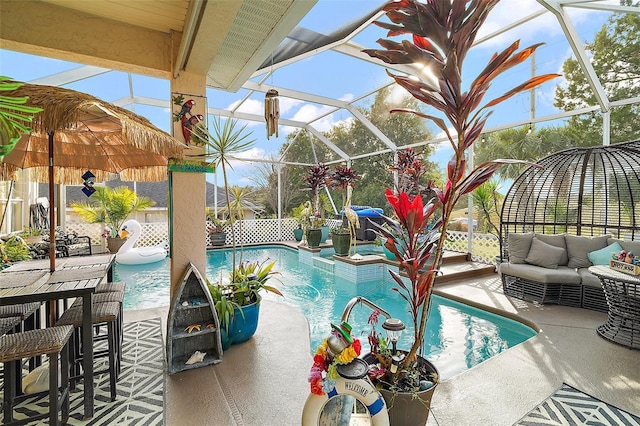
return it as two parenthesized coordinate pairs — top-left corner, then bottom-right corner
(328, 165), (360, 213)
(364, 0), (558, 380)
(389, 147), (427, 198)
(304, 163), (329, 213)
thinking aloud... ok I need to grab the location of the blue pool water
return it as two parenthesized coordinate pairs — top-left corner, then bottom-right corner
(114, 245), (536, 379)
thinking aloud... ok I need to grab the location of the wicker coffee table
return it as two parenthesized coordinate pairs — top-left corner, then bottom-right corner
(588, 265), (640, 349)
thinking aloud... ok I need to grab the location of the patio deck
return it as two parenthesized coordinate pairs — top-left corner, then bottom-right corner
(124, 271), (640, 425)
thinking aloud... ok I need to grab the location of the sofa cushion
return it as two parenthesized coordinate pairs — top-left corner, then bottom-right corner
(608, 238), (640, 255)
(525, 237), (566, 269)
(500, 263), (581, 285)
(588, 242), (623, 266)
(577, 268), (603, 288)
(534, 233), (568, 266)
(566, 235), (609, 268)
(508, 232), (534, 264)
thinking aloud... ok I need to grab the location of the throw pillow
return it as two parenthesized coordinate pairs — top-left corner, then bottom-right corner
(507, 232), (534, 264)
(565, 235), (609, 268)
(525, 237), (565, 269)
(588, 242), (623, 266)
(534, 233), (569, 266)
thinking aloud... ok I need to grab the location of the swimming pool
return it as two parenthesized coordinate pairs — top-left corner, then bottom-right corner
(114, 245), (536, 379)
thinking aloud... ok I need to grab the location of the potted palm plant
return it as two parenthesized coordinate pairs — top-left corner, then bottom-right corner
(192, 116), (283, 348)
(351, 0), (560, 423)
(71, 185), (155, 253)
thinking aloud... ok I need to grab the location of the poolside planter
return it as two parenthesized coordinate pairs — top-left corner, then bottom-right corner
(210, 232), (226, 246)
(363, 352), (439, 426)
(293, 227), (304, 242)
(332, 232), (351, 256)
(320, 226), (329, 243)
(225, 295), (261, 348)
(307, 228), (322, 248)
(107, 237), (127, 253)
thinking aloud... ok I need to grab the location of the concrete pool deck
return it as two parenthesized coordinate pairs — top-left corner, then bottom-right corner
(123, 272), (640, 425)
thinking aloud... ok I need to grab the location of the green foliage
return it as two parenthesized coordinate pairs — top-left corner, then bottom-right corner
(18, 226), (44, 237)
(1, 236), (32, 263)
(554, 3), (640, 144)
(471, 179), (503, 236)
(207, 259), (282, 330)
(70, 186), (155, 237)
(192, 116), (256, 272)
(0, 77), (42, 155)
(474, 125), (592, 180)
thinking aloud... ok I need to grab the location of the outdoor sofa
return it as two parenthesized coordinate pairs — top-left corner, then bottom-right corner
(499, 232), (640, 312)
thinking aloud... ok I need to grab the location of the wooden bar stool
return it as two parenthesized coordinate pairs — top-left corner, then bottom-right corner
(55, 301), (121, 401)
(0, 325), (73, 426)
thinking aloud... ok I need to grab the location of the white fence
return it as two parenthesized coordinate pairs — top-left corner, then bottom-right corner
(66, 219), (500, 263)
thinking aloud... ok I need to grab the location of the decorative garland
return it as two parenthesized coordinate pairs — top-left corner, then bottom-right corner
(308, 321), (362, 395)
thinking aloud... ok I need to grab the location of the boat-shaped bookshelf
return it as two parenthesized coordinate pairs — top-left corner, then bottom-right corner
(166, 263), (223, 374)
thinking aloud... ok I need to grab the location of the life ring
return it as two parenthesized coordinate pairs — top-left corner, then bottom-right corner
(301, 375), (389, 425)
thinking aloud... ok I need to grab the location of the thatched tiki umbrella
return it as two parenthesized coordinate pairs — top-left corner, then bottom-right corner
(0, 82), (185, 272)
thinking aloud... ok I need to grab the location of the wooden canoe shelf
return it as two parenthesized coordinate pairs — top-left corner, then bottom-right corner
(166, 263), (223, 374)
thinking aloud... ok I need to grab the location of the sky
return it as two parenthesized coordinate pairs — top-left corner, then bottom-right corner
(0, 0), (619, 190)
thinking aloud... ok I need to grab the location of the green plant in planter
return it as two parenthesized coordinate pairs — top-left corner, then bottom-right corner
(353, 0), (560, 418)
(18, 226), (44, 238)
(0, 236), (32, 264)
(304, 163), (329, 227)
(71, 185), (155, 239)
(328, 165), (360, 256)
(193, 117), (283, 345)
(206, 259), (282, 347)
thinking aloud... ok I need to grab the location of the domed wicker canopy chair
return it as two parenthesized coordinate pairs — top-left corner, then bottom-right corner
(501, 139), (640, 239)
(499, 139), (640, 312)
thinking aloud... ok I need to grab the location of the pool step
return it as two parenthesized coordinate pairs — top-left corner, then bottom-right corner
(436, 253), (496, 284)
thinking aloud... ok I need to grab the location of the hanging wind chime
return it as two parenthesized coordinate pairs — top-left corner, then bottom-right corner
(265, 88), (279, 139)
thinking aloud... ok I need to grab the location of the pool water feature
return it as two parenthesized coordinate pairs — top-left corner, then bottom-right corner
(114, 245), (536, 379)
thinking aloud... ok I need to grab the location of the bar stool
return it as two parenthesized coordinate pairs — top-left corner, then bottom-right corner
(70, 292), (124, 362)
(55, 301), (121, 401)
(0, 316), (22, 336)
(95, 281), (126, 295)
(0, 302), (42, 331)
(0, 325), (73, 426)
(0, 302), (43, 370)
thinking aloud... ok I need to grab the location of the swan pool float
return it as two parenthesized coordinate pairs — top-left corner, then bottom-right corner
(115, 219), (167, 265)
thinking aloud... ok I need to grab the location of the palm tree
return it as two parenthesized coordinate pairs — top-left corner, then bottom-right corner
(192, 116), (255, 278)
(472, 179), (504, 236)
(70, 185), (155, 237)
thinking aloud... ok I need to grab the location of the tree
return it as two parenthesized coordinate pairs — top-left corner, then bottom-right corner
(554, 0), (640, 144)
(474, 125), (577, 180)
(471, 179), (504, 236)
(325, 86), (439, 210)
(249, 157), (296, 217)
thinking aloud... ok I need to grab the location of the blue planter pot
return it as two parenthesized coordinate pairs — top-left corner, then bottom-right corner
(320, 226), (329, 243)
(227, 295), (261, 345)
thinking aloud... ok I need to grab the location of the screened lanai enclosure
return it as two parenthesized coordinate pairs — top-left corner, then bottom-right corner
(500, 139), (640, 241)
(1, 0), (640, 253)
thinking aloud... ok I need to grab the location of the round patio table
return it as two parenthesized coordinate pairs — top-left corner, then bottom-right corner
(588, 265), (640, 349)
